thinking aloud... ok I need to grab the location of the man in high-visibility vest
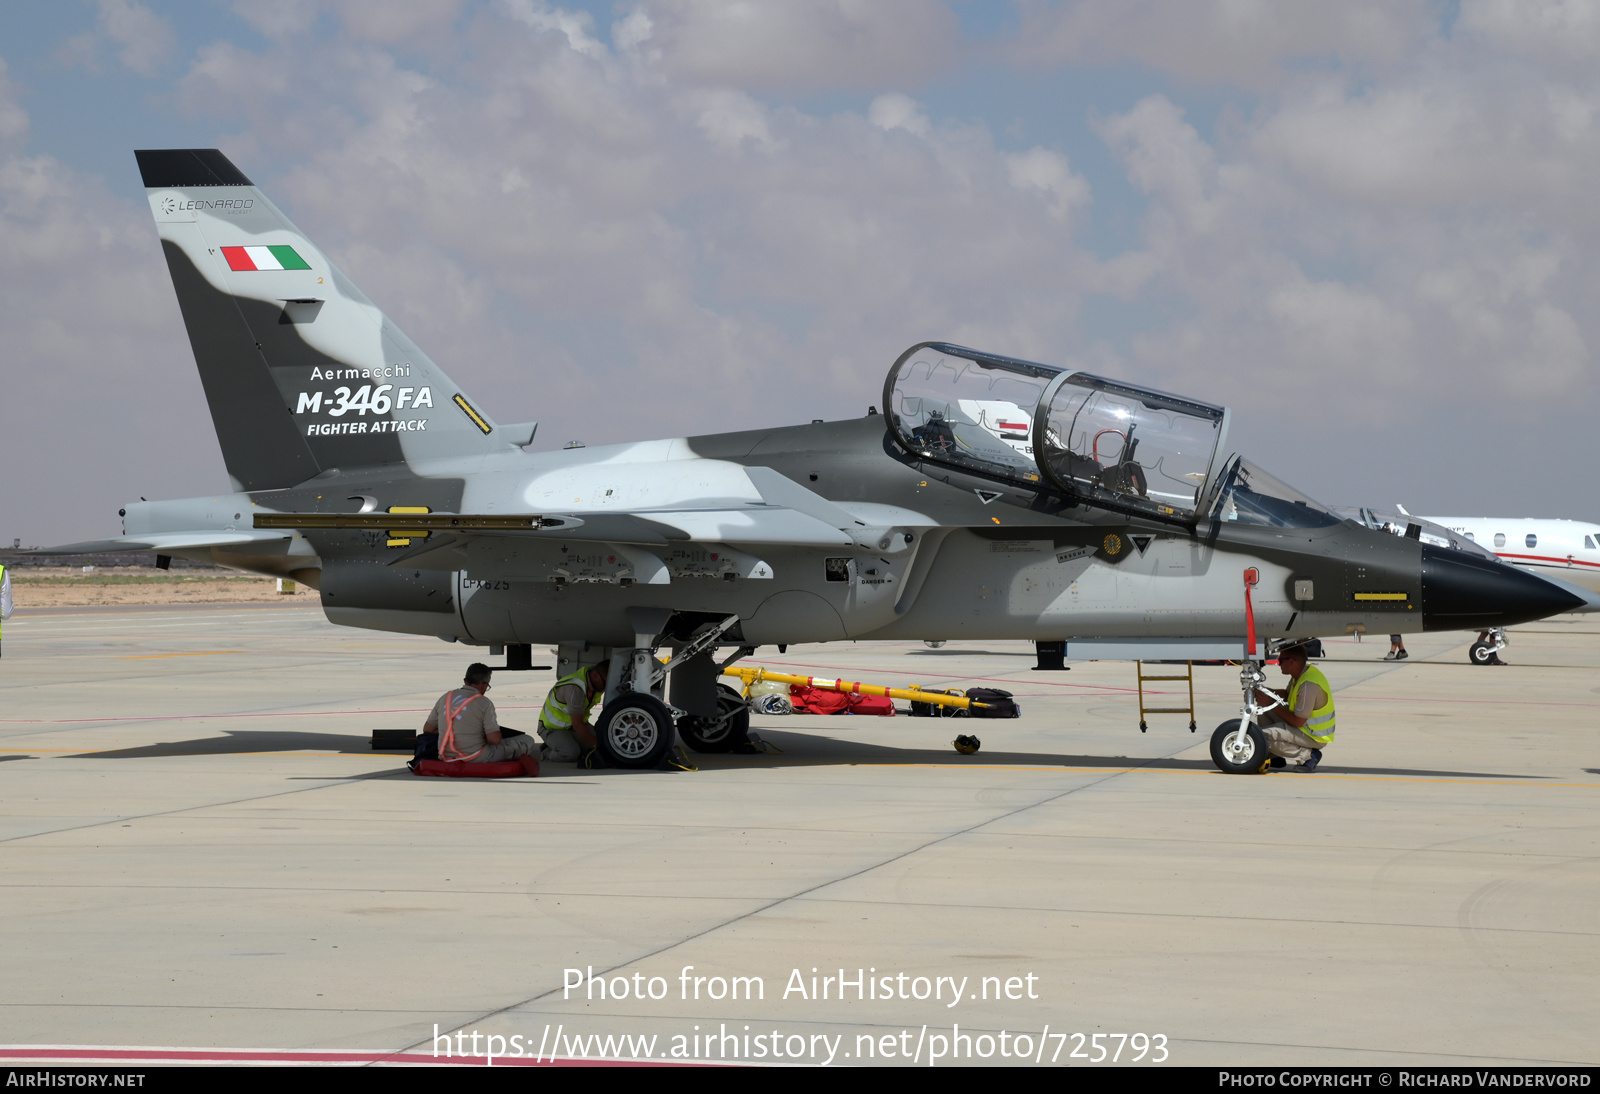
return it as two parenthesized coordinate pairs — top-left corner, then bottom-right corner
(420, 662), (539, 764)
(1253, 642), (1335, 772)
(0, 563), (10, 658)
(537, 661), (609, 762)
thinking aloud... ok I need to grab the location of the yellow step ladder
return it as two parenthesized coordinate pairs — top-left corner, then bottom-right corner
(1136, 660), (1196, 733)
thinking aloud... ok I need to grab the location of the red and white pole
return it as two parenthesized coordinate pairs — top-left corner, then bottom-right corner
(1243, 568), (1259, 658)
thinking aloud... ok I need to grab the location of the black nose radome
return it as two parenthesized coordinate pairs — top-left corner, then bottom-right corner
(1421, 544), (1585, 630)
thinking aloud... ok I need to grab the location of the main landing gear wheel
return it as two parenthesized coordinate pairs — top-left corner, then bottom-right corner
(677, 684), (751, 754)
(596, 694), (676, 769)
(1469, 641), (1496, 666)
(1210, 719), (1272, 774)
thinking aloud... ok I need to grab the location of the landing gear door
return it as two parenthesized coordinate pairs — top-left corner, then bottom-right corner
(1036, 372), (1229, 525)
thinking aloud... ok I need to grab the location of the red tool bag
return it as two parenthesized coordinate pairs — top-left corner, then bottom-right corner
(788, 686), (896, 716)
(411, 755), (540, 778)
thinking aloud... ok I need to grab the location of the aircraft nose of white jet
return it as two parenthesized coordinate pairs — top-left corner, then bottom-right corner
(1420, 544), (1587, 630)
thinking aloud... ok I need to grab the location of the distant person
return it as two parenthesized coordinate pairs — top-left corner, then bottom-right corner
(1253, 643), (1334, 772)
(0, 562), (9, 658)
(537, 661), (609, 762)
(420, 662), (539, 764)
(1385, 634), (1408, 661)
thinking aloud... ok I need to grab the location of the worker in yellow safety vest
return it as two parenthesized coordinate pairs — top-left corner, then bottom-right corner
(1252, 642), (1335, 772)
(537, 661), (609, 762)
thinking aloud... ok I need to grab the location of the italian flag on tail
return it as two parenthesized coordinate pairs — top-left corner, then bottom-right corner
(221, 245), (312, 272)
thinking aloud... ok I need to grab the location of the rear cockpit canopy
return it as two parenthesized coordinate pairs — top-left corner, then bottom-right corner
(884, 342), (1231, 524)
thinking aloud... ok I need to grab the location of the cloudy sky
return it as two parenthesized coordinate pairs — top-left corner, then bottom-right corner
(2, 0), (1597, 544)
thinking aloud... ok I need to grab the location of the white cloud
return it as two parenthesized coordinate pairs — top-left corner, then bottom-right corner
(230, 0), (322, 39)
(1252, 69), (1600, 218)
(998, 1), (1599, 430)
(1094, 77), (1597, 421)
(1005, 147), (1090, 223)
(868, 93), (929, 136)
(94, 0), (175, 77)
(636, 0), (962, 93)
(0, 61), (27, 143)
(504, 0), (608, 58)
(1007, 0), (1433, 87)
(1458, 0), (1600, 69)
(1096, 95), (1223, 238)
(1414, 248), (1589, 397)
(335, 0), (465, 45)
(686, 88), (781, 153)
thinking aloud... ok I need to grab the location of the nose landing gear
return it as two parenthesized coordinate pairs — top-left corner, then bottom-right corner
(1210, 718), (1271, 775)
(1469, 628), (1508, 666)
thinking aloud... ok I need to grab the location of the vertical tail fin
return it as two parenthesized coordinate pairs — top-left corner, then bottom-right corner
(137, 149), (517, 491)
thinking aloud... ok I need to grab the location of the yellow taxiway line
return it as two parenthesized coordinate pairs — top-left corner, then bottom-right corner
(119, 650), (243, 660)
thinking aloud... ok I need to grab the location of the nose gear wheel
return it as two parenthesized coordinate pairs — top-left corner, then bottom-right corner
(596, 694), (676, 769)
(1210, 719), (1271, 774)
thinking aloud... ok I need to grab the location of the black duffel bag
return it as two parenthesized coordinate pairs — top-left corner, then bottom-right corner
(965, 687), (1019, 718)
(910, 688), (967, 718)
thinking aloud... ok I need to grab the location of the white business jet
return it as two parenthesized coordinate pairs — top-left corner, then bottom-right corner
(1417, 513), (1600, 595)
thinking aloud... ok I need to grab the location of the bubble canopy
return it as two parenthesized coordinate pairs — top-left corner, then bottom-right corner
(1211, 456), (1341, 529)
(884, 342), (1231, 524)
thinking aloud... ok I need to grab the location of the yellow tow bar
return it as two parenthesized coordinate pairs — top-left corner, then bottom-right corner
(721, 665), (989, 711)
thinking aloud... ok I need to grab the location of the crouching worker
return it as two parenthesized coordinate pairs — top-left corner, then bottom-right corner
(421, 662), (540, 764)
(1253, 643), (1335, 772)
(537, 661), (609, 763)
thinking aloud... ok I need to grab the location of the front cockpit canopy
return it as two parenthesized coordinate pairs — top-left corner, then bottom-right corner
(884, 342), (1230, 524)
(1210, 457), (1342, 529)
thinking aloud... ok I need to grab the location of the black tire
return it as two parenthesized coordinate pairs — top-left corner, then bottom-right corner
(677, 684), (751, 753)
(1469, 641), (1494, 666)
(595, 693), (676, 769)
(1210, 719), (1272, 774)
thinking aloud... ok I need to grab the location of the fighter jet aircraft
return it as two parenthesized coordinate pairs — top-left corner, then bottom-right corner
(43, 149), (1588, 768)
